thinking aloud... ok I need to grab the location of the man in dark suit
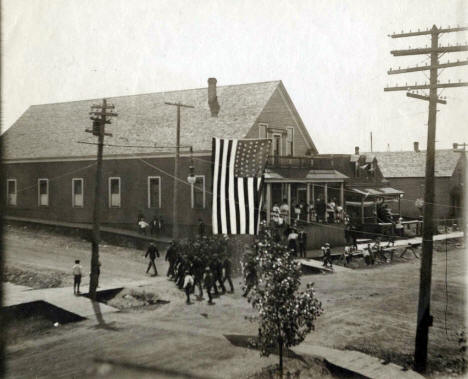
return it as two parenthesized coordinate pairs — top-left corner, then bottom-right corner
(145, 242), (160, 276)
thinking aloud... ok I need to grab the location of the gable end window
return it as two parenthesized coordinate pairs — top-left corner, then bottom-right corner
(72, 178), (84, 208)
(38, 179), (49, 207)
(258, 123), (268, 138)
(191, 175), (206, 209)
(148, 176), (161, 208)
(108, 177), (121, 208)
(7, 179), (17, 206)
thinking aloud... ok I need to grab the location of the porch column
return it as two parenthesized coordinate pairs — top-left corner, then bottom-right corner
(312, 184), (315, 204)
(266, 183), (272, 224)
(398, 196), (402, 217)
(340, 182), (344, 207)
(324, 183), (328, 222)
(306, 183), (311, 222)
(287, 183), (291, 224)
(361, 198), (365, 224)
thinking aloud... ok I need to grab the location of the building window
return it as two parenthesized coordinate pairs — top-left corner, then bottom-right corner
(271, 133), (282, 156)
(108, 177), (121, 208)
(7, 179), (17, 206)
(148, 176), (161, 208)
(258, 123), (268, 138)
(286, 127), (294, 156)
(38, 179), (49, 207)
(191, 175), (205, 209)
(72, 178), (84, 208)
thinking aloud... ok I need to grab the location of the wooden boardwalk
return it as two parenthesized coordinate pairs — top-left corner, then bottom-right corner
(4, 279), (153, 319)
(293, 344), (424, 379)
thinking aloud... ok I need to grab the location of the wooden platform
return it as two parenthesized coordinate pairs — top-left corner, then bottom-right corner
(296, 258), (351, 273)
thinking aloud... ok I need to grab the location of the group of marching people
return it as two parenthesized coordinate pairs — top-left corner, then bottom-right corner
(164, 237), (234, 305)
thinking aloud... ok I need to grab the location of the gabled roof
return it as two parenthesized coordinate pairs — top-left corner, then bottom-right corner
(370, 150), (461, 178)
(2, 81), (282, 160)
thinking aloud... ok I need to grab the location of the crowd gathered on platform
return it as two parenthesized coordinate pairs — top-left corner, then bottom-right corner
(270, 197), (346, 225)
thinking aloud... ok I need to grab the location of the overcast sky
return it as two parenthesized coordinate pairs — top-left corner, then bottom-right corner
(2, 0), (467, 153)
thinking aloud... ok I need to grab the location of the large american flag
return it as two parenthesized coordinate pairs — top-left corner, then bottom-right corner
(212, 137), (272, 235)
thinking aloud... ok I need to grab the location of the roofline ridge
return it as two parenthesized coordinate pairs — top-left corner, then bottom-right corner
(28, 80), (283, 108)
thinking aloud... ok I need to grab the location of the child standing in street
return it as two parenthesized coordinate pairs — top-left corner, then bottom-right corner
(72, 259), (83, 295)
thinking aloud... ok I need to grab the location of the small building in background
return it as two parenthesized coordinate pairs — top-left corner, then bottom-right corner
(371, 142), (465, 221)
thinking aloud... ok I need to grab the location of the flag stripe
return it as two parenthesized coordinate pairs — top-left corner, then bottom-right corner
(256, 177), (263, 234)
(238, 178), (246, 234)
(228, 140), (238, 234)
(247, 177), (255, 235)
(219, 140), (228, 234)
(212, 138), (220, 235)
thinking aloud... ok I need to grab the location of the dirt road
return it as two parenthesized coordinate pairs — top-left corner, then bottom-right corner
(3, 225), (466, 377)
(4, 224), (160, 286)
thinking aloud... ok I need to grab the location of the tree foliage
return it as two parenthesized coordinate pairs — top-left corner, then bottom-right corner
(243, 235), (323, 371)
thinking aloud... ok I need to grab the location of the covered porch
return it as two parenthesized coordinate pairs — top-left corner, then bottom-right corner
(345, 186), (404, 225)
(263, 168), (349, 225)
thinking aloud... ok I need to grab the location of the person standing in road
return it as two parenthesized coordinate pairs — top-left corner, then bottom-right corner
(145, 242), (160, 276)
(222, 256), (234, 293)
(203, 266), (215, 305)
(183, 271), (194, 304)
(72, 259), (83, 295)
(165, 241), (177, 278)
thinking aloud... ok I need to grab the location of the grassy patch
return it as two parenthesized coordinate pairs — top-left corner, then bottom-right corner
(4, 266), (67, 288)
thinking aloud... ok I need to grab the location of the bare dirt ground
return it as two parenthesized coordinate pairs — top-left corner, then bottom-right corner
(2, 224), (466, 378)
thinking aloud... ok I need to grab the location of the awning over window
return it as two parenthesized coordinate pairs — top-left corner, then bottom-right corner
(264, 168), (348, 183)
(345, 201), (376, 207)
(349, 186), (404, 197)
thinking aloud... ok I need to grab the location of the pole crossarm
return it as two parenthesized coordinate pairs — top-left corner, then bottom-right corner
(406, 92), (447, 104)
(390, 26), (468, 38)
(391, 45), (468, 56)
(164, 101), (195, 109)
(89, 111), (119, 117)
(91, 104), (115, 109)
(388, 60), (468, 74)
(385, 82), (468, 91)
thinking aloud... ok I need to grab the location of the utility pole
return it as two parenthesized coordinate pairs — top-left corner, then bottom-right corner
(385, 25), (468, 373)
(86, 99), (117, 300)
(164, 102), (194, 240)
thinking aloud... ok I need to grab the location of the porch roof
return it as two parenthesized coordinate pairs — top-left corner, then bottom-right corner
(264, 168), (348, 183)
(349, 186), (404, 197)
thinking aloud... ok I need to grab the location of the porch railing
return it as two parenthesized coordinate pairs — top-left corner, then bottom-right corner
(266, 155), (314, 169)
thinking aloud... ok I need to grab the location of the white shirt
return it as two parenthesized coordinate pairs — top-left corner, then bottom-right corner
(139, 221), (149, 228)
(183, 275), (194, 288)
(72, 264), (82, 276)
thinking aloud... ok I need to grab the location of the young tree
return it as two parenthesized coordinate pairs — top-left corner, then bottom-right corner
(243, 237), (323, 375)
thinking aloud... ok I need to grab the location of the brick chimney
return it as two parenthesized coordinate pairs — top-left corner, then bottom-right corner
(413, 141), (420, 152)
(208, 78), (220, 117)
(354, 146), (360, 155)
